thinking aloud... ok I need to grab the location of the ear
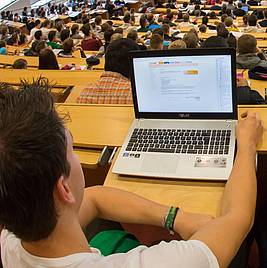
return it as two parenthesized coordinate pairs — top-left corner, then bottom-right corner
(55, 176), (75, 204)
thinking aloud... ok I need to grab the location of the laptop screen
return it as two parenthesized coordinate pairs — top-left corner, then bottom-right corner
(132, 54), (233, 114)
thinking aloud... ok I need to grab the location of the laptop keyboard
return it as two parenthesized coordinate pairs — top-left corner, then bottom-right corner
(126, 129), (231, 155)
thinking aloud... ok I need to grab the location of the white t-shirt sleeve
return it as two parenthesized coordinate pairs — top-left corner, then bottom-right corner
(103, 240), (219, 268)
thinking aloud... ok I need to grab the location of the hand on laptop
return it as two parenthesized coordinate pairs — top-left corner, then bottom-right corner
(237, 111), (263, 151)
(173, 210), (213, 240)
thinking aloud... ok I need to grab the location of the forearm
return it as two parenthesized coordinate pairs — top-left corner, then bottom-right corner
(220, 145), (257, 226)
(81, 186), (168, 227)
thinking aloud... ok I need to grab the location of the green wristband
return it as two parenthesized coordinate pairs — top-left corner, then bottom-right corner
(164, 207), (179, 234)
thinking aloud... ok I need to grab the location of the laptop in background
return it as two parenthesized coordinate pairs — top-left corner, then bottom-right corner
(113, 48), (237, 180)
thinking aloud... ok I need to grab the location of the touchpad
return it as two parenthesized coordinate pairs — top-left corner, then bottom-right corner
(141, 154), (179, 174)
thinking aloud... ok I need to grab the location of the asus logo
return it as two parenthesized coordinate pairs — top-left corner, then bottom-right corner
(178, 113), (190, 118)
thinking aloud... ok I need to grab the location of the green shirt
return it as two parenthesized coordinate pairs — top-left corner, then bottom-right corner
(47, 41), (62, 49)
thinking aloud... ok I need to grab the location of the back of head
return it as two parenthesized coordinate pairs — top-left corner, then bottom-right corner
(114, 27), (123, 34)
(95, 15), (102, 25)
(140, 16), (148, 28)
(161, 23), (170, 34)
(183, 32), (198, 48)
(237, 34), (257, 54)
(48, 30), (56, 42)
(0, 24), (8, 36)
(60, 29), (70, 42)
(34, 30), (43, 41)
(71, 24), (79, 36)
(39, 48), (59, 70)
(150, 34), (163, 50)
(35, 19), (41, 27)
(202, 36), (228, 48)
(224, 16), (233, 27)
(221, 14), (228, 22)
(152, 28), (164, 38)
(248, 14), (257, 26)
(146, 13), (154, 23)
(0, 80), (69, 241)
(12, 58), (28, 69)
(55, 21), (63, 33)
(43, 19), (50, 28)
(62, 38), (74, 54)
(110, 33), (123, 43)
(202, 16), (209, 25)
(199, 24), (207, 33)
(217, 24), (229, 38)
(0, 40), (6, 48)
(123, 13), (131, 23)
(104, 29), (114, 43)
(36, 41), (47, 54)
(183, 13), (190, 22)
(81, 23), (90, 37)
(210, 11), (217, 19)
(168, 39), (187, 49)
(237, 2), (242, 8)
(105, 38), (139, 78)
(127, 30), (138, 42)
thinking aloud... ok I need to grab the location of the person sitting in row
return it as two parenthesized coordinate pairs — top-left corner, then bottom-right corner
(138, 15), (150, 32)
(77, 38), (139, 104)
(199, 24), (207, 33)
(60, 29), (71, 43)
(0, 25), (9, 41)
(259, 10), (267, 27)
(243, 14), (264, 33)
(99, 29), (114, 54)
(34, 30), (43, 42)
(127, 30), (147, 50)
(202, 16), (217, 30)
(233, 3), (246, 17)
(71, 24), (83, 39)
(0, 40), (7, 55)
(81, 23), (102, 51)
(183, 30), (199, 48)
(236, 34), (267, 69)
(168, 39), (187, 49)
(58, 38), (75, 58)
(41, 19), (52, 40)
(30, 19), (41, 40)
(149, 34), (163, 50)
(13, 58), (28, 69)
(39, 48), (60, 70)
(47, 31), (62, 49)
(178, 14), (196, 29)
(224, 17), (239, 32)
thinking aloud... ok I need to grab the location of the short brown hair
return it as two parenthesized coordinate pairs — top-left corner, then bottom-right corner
(237, 34), (257, 54)
(63, 38), (74, 53)
(150, 34), (163, 50)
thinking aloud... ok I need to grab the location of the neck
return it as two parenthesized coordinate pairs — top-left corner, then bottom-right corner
(22, 215), (91, 258)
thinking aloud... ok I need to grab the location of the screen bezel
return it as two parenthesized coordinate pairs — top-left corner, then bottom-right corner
(129, 48), (237, 120)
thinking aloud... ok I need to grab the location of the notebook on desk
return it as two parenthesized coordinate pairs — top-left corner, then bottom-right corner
(113, 48), (237, 180)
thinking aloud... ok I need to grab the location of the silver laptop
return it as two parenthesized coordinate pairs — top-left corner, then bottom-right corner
(113, 48), (237, 180)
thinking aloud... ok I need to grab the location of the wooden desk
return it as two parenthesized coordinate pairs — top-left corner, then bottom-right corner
(105, 150), (225, 216)
(0, 69), (102, 87)
(75, 148), (102, 168)
(0, 55), (105, 70)
(104, 105), (267, 217)
(257, 40), (267, 48)
(57, 104), (134, 148)
(58, 104), (267, 151)
(0, 55), (88, 68)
